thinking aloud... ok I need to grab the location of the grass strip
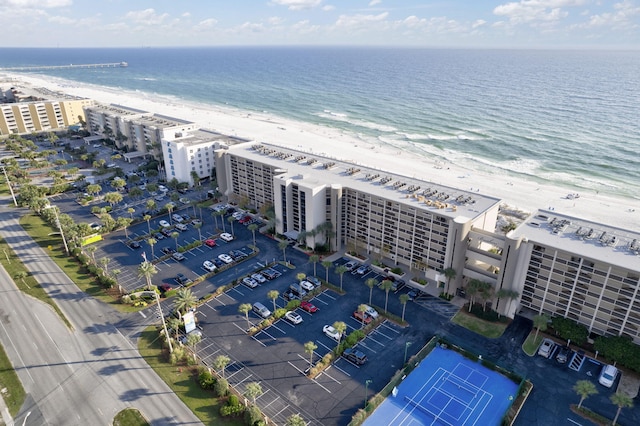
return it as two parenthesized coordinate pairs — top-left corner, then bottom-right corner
(112, 408), (149, 426)
(20, 213), (138, 313)
(137, 327), (242, 426)
(522, 333), (543, 356)
(451, 310), (509, 339)
(0, 341), (26, 417)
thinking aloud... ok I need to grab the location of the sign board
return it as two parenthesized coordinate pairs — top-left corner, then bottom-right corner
(183, 311), (196, 334)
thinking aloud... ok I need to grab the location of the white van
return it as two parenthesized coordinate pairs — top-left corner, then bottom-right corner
(252, 302), (271, 319)
(598, 364), (619, 388)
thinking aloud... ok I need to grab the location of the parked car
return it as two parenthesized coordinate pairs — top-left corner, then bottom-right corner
(161, 228), (173, 237)
(300, 280), (315, 292)
(342, 348), (367, 365)
(128, 240), (141, 249)
(159, 220), (170, 228)
(300, 301), (318, 313)
(284, 311), (303, 325)
(556, 346), (571, 364)
(362, 305), (379, 319)
(172, 214), (184, 223)
(353, 310), (373, 324)
(251, 273), (267, 284)
(344, 260), (359, 271)
(355, 265), (370, 275)
(175, 223), (188, 231)
(537, 338), (555, 358)
(204, 239), (216, 247)
(282, 291), (299, 302)
(306, 276), (321, 287)
(218, 253), (233, 264)
(323, 325), (342, 341)
(212, 258), (225, 268)
(202, 260), (217, 272)
(158, 284), (172, 294)
(289, 283), (307, 298)
(161, 247), (175, 255)
(175, 273), (192, 286)
(242, 277), (258, 288)
(191, 219), (202, 226)
(154, 232), (165, 240)
(598, 364), (619, 388)
(179, 197), (190, 204)
(220, 232), (234, 242)
(252, 302), (271, 319)
(261, 269), (279, 280)
(172, 252), (186, 261)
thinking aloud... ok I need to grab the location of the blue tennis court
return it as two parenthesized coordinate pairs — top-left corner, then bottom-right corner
(364, 346), (518, 426)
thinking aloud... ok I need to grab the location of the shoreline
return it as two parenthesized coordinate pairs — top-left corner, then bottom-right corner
(3, 72), (639, 232)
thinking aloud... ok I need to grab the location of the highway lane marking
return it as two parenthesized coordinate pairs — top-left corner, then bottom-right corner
(33, 312), (74, 373)
(139, 311), (147, 318)
(0, 319), (35, 383)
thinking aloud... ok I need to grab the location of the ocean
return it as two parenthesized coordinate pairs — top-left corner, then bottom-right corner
(1, 47), (639, 200)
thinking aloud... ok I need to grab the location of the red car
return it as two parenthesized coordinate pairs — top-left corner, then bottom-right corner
(300, 301), (318, 313)
(239, 215), (251, 224)
(204, 239), (216, 247)
(353, 310), (372, 324)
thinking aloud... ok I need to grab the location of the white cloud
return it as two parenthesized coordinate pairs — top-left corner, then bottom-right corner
(335, 12), (389, 29)
(472, 19), (487, 29)
(0, 0), (71, 8)
(48, 15), (75, 25)
(270, 0), (322, 11)
(369, 0), (382, 6)
(268, 16), (285, 25)
(577, 0), (640, 29)
(124, 8), (169, 26)
(493, 0), (586, 25)
(195, 18), (218, 31)
(322, 4), (335, 11)
(182, 12), (191, 18)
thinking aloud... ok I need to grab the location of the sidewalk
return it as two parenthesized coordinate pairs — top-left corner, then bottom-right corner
(0, 391), (13, 426)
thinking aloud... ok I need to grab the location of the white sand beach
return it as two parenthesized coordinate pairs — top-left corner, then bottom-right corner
(5, 72), (640, 232)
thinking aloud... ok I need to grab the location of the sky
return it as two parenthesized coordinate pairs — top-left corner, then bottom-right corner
(0, 0), (638, 49)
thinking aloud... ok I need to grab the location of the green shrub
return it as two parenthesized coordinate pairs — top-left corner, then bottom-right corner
(228, 394), (240, 406)
(322, 353), (333, 364)
(220, 403), (244, 417)
(274, 308), (287, 319)
(198, 368), (216, 390)
(391, 267), (403, 275)
(214, 377), (229, 397)
(285, 299), (301, 310)
(244, 405), (263, 425)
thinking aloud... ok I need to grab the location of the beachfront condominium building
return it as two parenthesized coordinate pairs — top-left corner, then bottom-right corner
(504, 211), (640, 343)
(84, 104), (197, 161)
(215, 142), (503, 291)
(162, 129), (249, 186)
(0, 98), (94, 135)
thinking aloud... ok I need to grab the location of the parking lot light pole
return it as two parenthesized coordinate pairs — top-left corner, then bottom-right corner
(404, 341), (413, 365)
(365, 379), (373, 408)
(45, 205), (69, 255)
(156, 291), (173, 353)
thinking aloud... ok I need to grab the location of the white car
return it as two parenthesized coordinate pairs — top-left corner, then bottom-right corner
(175, 223), (188, 231)
(362, 305), (379, 319)
(285, 311), (303, 325)
(218, 253), (233, 264)
(159, 220), (170, 228)
(251, 273), (267, 284)
(323, 325), (342, 341)
(220, 232), (234, 242)
(158, 185), (168, 192)
(300, 280), (315, 292)
(598, 364), (618, 388)
(537, 338), (554, 358)
(202, 260), (216, 272)
(242, 277), (258, 288)
(172, 252), (185, 261)
(172, 214), (184, 223)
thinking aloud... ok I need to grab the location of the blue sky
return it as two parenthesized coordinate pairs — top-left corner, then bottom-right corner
(0, 0), (638, 48)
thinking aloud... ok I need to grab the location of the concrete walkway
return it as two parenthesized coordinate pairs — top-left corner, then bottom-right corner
(0, 391), (13, 426)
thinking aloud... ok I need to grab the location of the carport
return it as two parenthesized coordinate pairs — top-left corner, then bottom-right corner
(123, 151), (148, 163)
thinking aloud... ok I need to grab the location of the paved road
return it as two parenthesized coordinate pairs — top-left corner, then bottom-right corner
(0, 207), (203, 426)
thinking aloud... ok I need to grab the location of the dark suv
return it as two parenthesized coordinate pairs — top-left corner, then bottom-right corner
(175, 273), (193, 286)
(343, 348), (367, 365)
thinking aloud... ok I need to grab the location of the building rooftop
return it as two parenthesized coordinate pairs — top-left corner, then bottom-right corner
(510, 210), (640, 271)
(232, 143), (502, 222)
(174, 129), (250, 147)
(133, 113), (193, 128)
(1, 84), (89, 103)
(87, 103), (148, 116)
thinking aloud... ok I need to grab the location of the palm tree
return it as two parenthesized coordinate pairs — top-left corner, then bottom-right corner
(381, 279), (393, 312)
(194, 222), (203, 241)
(227, 216), (236, 236)
(477, 281), (494, 312)
(278, 240), (289, 263)
(174, 288), (197, 318)
(357, 304), (368, 328)
(268, 290), (279, 312)
(443, 267), (456, 294)
(126, 207), (135, 219)
(239, 303), (252, 330)
(147, 237), (157, 260)
(213, 354), (231, 378)
(138, 260), (157, 290)
(611, 392), (633, 426)
(333, 321), (347, 347)
(322, 260), (332, 283)
(167, 317), (182, 339)
(335, 265), (348, 291)
(466, 279), (482, 312)
(248, 223), (258, 247)
(573, 380), (597, 409)
(85, 245), (98, 265)
(166, 203), (175, 224)
(495, 289), (519, 317)
(245, 382), (263, 405)
(296, 272), (306, 283)
(143, 214), (152, 234)
(533, 313), (550, 341)
(309, 254), (320, 276)
(172, 231), (180, 251)
(304, 341), (317, 371)
(365, 278), (378, 305)
(286, 414), (306, 426)
(399, 293), (410, 322)
(99, 257), (111, 276)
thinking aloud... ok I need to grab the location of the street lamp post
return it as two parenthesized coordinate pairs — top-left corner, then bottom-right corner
(365, 379), (373, 408)
(1, 165), (17, 206)
(404, 341), (413, 365)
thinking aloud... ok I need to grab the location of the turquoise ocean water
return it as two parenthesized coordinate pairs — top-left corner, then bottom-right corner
(1, 47), (638, 200)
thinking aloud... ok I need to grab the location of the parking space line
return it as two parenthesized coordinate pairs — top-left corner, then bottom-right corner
(287, 361), (332, 394)
(257, 329), (277, 341)
(310, 296), (329, 306)
(316, 366), (342, 385)
(234, 374), (254, 386)
(333, 363), (352, 376)
(372, 329), (394, 340)
(364, 335), (385, 347)
(226, 366), (244, 380)
(231, 287), (245, 296)
(320, 291), (336, 300)
(379, 321), (401, 334)
(233, 322), (249, 334)
(270, 405), (291, 419)
(357, 341), (378, 353)
(260, 394), (279, 409)
(315, 340), (333, 353)
(268, 323), (287, 334)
